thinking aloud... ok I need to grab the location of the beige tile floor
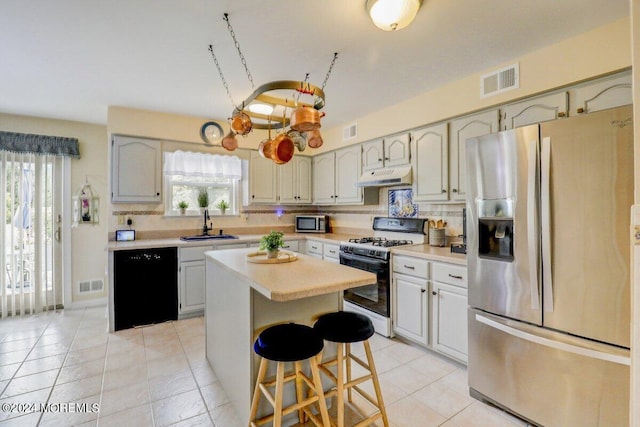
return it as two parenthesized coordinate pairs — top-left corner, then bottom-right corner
(0, 307), (529, 427)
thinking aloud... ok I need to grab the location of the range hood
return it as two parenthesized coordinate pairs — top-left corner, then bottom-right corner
(356, 165), (412, 187)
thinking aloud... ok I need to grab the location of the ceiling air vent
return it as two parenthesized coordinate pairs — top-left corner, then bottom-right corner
(481, 63), (519, 98)
(343, 123), (357, 141)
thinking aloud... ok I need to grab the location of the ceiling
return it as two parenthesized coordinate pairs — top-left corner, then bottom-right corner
(0, 0), (630, 130)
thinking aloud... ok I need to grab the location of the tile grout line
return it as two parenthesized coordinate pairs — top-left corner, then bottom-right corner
(172, 320), (217, 426)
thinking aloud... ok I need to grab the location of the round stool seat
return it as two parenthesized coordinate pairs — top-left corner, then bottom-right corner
(314, 311), (375, 343)
(254, 323), (324, 362)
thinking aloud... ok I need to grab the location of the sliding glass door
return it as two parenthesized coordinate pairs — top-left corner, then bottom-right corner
(1, 151), (64, 317)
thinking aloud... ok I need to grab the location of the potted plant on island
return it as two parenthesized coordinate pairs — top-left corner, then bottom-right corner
(215, 199), (229, 215)
(259, 231), (285, 259)
(197, 189), (209, 213)
(178, 201), (188, 215)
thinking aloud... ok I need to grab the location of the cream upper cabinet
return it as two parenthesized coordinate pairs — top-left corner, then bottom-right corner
(312, 152), (336, 204)
(362, 139), (384, 171)
(249, 151), (277, 204)
(411, 122), (448, 202)
(111, 135), (162, 203)
(335, 145), (363, 204)
(570, 72), (632, 115)
(501, 92), (569, 130)
(314, 146), (364, 205)
(362, 133), (410, 171)
(449, 110), (499, 201)
(278, 156), (312, 204)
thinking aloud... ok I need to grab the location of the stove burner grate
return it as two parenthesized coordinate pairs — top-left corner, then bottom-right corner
(347, 237), (413, 248)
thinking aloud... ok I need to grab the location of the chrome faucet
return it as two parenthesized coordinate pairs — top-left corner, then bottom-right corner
(202, 208), (212, 235)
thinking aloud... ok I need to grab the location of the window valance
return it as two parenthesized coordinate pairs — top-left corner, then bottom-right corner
(163, 150), (242, 180)
(0, 131), (80, 158)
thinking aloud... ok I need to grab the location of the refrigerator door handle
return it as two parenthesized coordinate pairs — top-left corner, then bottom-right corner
(475, 313), (630, 366)
(527, 139), (540, 310)
(540, 136), (554, 312)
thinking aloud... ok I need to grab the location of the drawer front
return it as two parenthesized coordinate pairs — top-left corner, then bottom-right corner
(432, 262), (467, 288)
(180, 246), (209, 262)
(306, 240), (323, 255)
(393, 255), (429, 278)
(282, 240), (299, 252)
(323, 243), (340, 259)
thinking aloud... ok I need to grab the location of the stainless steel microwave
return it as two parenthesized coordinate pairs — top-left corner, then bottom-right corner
(295, 215), (328, 233)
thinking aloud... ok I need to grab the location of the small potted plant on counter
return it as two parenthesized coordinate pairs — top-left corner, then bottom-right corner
(197, 189), (209, 213)
(215, 199), (229, 215)
(260, 231), (285, 259)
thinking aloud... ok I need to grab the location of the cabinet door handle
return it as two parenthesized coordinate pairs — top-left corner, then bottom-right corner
(448, 273), (463, 280)
(452, 189), (458, 193)
(421, 289), (426, 293)
(441, 189), (447, 193)
(432, 291), (437, 295)
(403, 265), (415, 269)
(329, 250), (336, 254)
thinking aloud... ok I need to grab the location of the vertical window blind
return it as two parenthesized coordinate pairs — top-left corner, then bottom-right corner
(0, 131), (77, 317)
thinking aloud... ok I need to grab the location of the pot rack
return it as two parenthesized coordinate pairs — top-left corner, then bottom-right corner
(208, 13), (336, 131)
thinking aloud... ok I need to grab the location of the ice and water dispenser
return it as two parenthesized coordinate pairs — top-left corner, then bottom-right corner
(477, 199), (514, 261)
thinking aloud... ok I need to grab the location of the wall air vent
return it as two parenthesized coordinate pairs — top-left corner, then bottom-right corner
(79, 279), (104, 293)
(343, 123), (357, 141)
(481, 63), (519, 98)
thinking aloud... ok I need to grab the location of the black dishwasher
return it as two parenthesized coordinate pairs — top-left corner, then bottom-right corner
(114, 247), (178, 331)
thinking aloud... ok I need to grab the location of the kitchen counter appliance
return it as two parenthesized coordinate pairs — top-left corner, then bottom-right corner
(295, 214), (329, 233)
(340, 217), (426, 337)
(466, 105), (633, 427)
(113, 247), (178, 331)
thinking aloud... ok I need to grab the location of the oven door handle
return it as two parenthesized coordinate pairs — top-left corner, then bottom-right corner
(339, 251), (387, 268)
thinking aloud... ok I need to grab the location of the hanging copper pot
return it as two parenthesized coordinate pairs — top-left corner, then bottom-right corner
(221, 130), (238, 151)
(258, 138), (273, 159)
(230, 110), (252, 135)
(289, 106), (325, 132)
(306, 129), (323, 148)
(270, 133), (295, 164)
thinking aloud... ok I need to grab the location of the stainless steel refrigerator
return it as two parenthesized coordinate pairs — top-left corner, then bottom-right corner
(466, 105), (633, 427)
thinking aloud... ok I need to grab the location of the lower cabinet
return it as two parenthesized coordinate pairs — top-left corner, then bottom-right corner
(178, 242), (247, 318)
(393, 272), (428, 345)
(392, 254), (468, 363)
(431, 281), (468, 363)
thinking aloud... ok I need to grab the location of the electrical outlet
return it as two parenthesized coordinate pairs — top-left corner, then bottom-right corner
(117, 215), (124, 225)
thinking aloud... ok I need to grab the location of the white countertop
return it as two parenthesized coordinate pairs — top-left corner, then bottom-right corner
(105, 232), (362, 251)
(391, 244), (467, 265)
(205, 247), (377, 302)
(106, 232), (466, 265)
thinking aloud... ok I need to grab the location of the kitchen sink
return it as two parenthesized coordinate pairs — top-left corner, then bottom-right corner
(180, 234), (238, 241)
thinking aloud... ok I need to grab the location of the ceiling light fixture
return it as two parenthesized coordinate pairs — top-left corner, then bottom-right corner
(366, 0), (422, 31)
(246, 102), (274, 116)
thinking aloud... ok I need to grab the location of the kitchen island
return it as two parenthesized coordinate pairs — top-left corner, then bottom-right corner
(204, 247), (376, 425)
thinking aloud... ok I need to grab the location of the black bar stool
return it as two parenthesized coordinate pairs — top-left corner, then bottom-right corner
(249, 323), (330, 427)
(314, 311), (389, 427)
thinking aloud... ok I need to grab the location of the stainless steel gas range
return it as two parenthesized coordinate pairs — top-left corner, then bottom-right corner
(340, 217), (427, 337)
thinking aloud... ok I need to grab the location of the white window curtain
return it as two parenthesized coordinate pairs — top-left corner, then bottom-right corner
(163, 151), (241, 180)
